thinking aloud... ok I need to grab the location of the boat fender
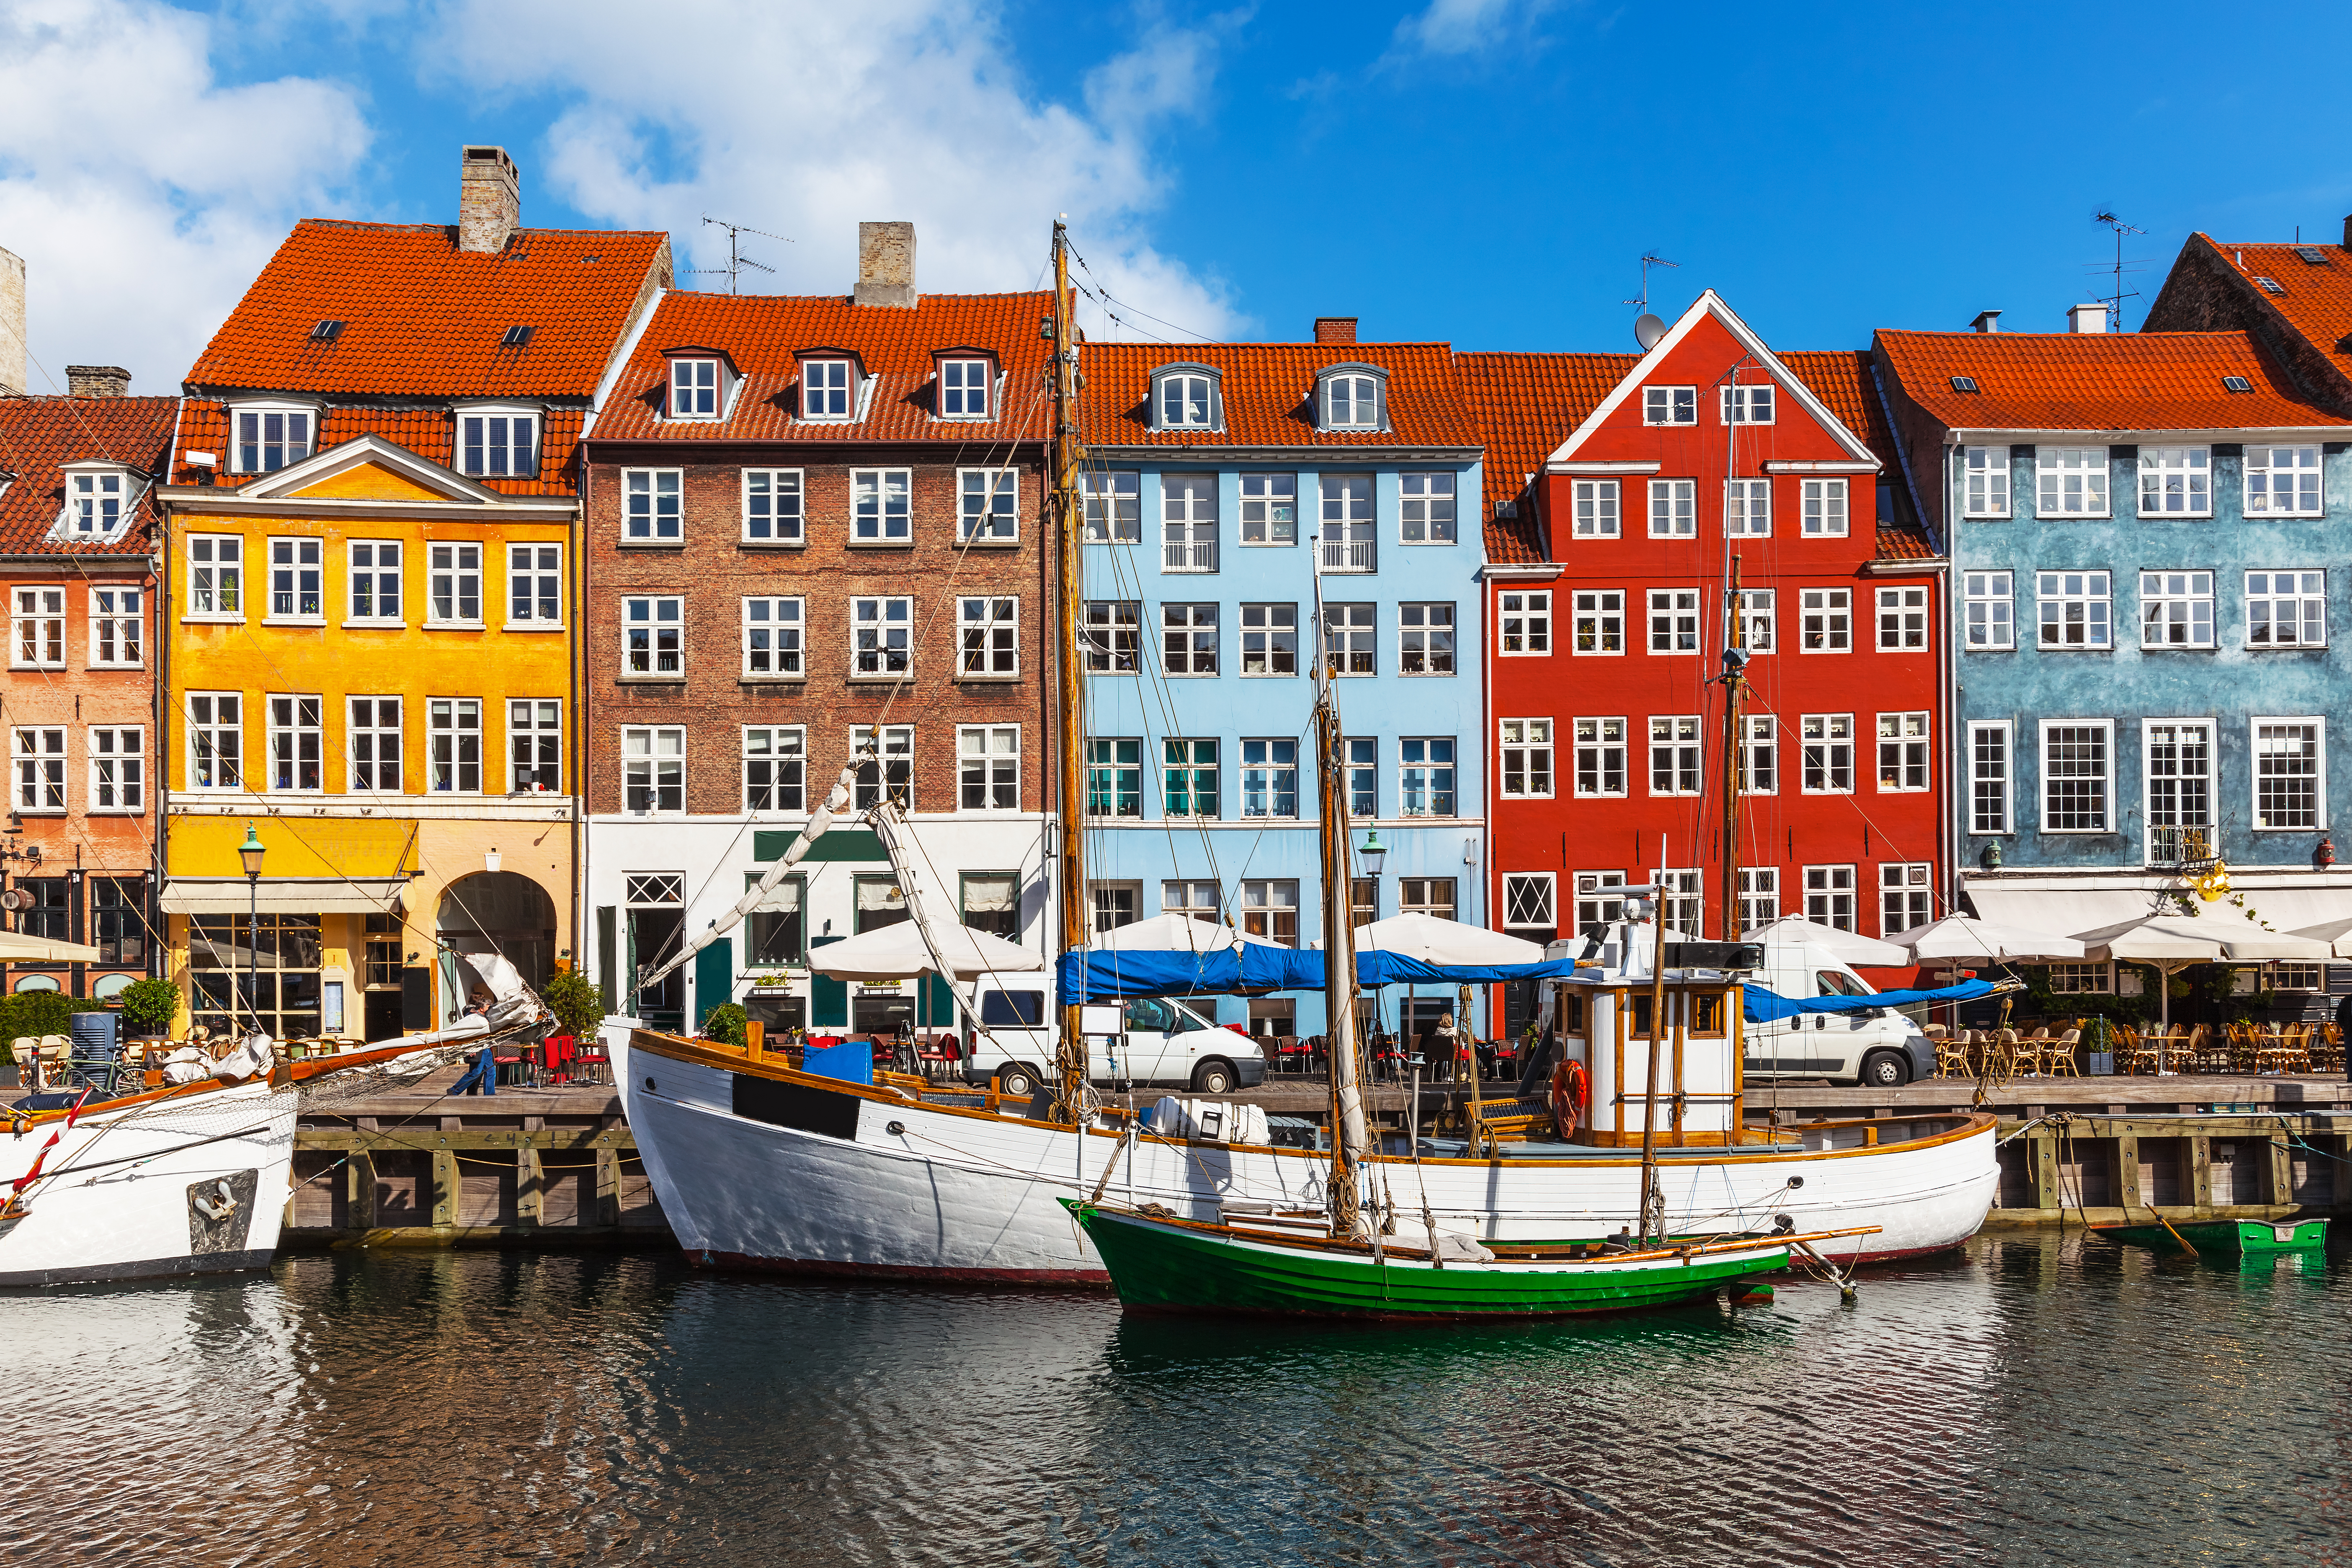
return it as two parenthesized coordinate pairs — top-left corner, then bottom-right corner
(1548, 1060), (1589, 1140)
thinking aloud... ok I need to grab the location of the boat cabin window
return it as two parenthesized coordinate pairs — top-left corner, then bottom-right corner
(1689, 992), (1725, 1036)
(1815, 970), (1873, 998)
(1125, 998), (1177, 1033)
(981, 990), (1045, 1027)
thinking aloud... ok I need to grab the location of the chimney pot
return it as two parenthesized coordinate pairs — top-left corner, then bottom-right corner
(458, 145), (521, 255)
(1315, 316), (1358, 345)
(854, 221), (917, 308)
(1970, 309), (2002, 334)
(2067, 302), (2109, 335)
(66, 365), (130, 398)
(0, 245), (23, 396)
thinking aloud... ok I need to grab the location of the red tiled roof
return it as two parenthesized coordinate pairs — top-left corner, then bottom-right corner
(174, 400), (586, 497)
(1873, 327), (2351, 435)
(590, 290), (1055, 445)
(1456, 351), (1632, 564)
(0, 396), (180, 554)
(186, 219), (669, 400)
(2181, 237), (2352, 381)
(1075, 341), (1479, 450)
(1779, 349), (1935, 562)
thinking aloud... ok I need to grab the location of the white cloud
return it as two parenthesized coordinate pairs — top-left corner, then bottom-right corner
(1388, 0), (1557, 59)
(422, 0), (1243, 343)
(0, 0), (370, 394)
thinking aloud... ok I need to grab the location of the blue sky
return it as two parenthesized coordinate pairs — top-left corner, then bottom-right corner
(5, 0), (2351, 390)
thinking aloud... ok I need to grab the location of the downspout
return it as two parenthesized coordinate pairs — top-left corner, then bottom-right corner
(155, 398), (182, 983)
(575, 458), (590, 990)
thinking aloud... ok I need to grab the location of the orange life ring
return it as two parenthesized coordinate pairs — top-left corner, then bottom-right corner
(1549, 1059), (1589, 1140)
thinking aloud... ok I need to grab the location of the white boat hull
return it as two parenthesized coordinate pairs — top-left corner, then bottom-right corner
(618, 1033), (1997, 1283)
(0, 1081), (296, 1288)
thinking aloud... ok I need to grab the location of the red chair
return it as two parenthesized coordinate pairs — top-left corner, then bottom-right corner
(572, 1036), (611, 1085)
(541, 1035), (575, 1086)
(915, 1033), (961, 1079)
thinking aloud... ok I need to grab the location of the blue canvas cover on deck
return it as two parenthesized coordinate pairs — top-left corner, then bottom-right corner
(801, 1040), (875, 1085)
(1742, 978), (1997, 1023)
(1354, 952), (1586, 988)
(1057, 946), (1590, 1003)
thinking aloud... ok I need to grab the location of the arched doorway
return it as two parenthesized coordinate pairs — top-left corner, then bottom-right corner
(438, 873), (557, 998)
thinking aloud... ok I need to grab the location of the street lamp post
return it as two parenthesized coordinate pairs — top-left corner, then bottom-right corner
(240, 823), (266, 1043)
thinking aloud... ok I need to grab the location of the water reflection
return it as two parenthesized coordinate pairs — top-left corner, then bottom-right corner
(0, 1234), (2343, 1565)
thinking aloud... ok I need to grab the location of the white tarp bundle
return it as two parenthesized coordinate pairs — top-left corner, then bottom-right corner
(805, 921), (1041, 982)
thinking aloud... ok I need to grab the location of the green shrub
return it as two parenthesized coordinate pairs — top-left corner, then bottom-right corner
(0, 990), (107, 1045)
(541, 970), (606, 1039)
(701, 1003), (747, 1046)
(118, 978), (182, 1036)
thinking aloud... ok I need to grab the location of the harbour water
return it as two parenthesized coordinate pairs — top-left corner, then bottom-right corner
(4, 1234), (2342, 1566)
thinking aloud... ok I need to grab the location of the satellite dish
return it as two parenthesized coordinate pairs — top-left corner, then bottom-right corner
(1634, 313), (1667, 351)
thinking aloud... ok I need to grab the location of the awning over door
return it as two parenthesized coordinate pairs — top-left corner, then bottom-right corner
(1962, 887), (2170, 935)
(160, 877), (409, 916)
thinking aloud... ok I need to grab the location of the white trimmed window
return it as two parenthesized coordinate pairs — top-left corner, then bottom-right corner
(623, 470), (682, 542)
(851, 596), (913, 677)
(742, 598), (805, 678)
(1648, 479), (1696, 537)
(89, 588), (141, 668)
(1963, 571), (2012, 649)
(2035, 448), (2110, 517)
(801, 359), (852, 420)
(1877, 711), (1930, 791)
(508, 544), (561, 626)
(2246, 570), (2326, 648)
(671, 358), (722, 419)
(1239, 602), (1297, 675)
(1643, 386), (1696, 425)
(1738, 867), (1779, 933)
(1877, 586), (1928, 650)
(232, 406), (312, 474)
(958, 469), (1019, 543)
(11, 727), (63, 812)
(1238, 740), (1298, 818)
(1239, 472), (1296, 545)
(267, 694), (324, 792)
(1649, 715), (1702, 797)
(1570, 717), (1621, 798)
(426, 544), (481, 624)
(1082, 471), (1142, 543)
(1504, 872), (1558, 937)
(1504, 717), (1558, 798)
(2140, 571), (2213, 648)
(938, 358), (992, 419)
(1801, 714), (1854, 794)
(959, 726), (1021, 810)
(2138, 447), (2211, 516)
(1969, 721), (2012, 834)
(623, 727), (685, 814)
(1343, 735), (1379, 818)
(1400, 738), (1455, 817)
(1572, 590), (1622, 654)
(1399, 602), (1452, 674)
(187, 536), (242, 618)
(267, 538), (323, 620)
(1570, 872), (1621, 936)
(851, 469), (912, 543)
(1880, 864), (1932, 937)
(1085, 601), (1141, 673)
(459, 410), (538, 477)
(2041, 720), (2113, 832)
(2245, 446), (2322, 516)
(1720, 384), (1775, 424)
(426, 698), (480, 793)
(1735, 588), (1774, 653)
(1800, 588), (1850, 652)
(1163, 474), (1219, 574)
(959, 596), (1019, 677)
(1161, 603), (1216, 676)
(88, 726), (140, 813)
(348, 697), (401, 792)
(1803, 864), (1856, 931)
(1648, 589), (1700, 653)
(623, 596), (683, 677)
(1801, 477), (1848, 537)
(1322, 601), (1375, 677)
(2145, 720), (2213, 867)
(1725, 478), (1770, 537)
(509, 700), (560, 793)
(1163, 739), (1218, 819)
(1500, 591), (1550, 654)
(1400, 472), (1455, 543)
(2047, 964), (2113, 995)
(2036, 571), (2112, 649)
(743, 727), (806, 813)
(1158, 372), (1215, 429)
(1962, 446), (2011, 517)
(1741, 714), (1777, 795)
(62, 467), (129, 536)
(1321, 373), (1380, 430)
(1240, 879), (1300, 946)
(1318, 473), (1374, 572)
(348, 542), (401, 623)
(743, 470), (804, 544)
(186, 693), (241, 790)
(10, 588), (62, 668)
(2253, 719), (2323, 830)
(1573, 478), (1620, 537)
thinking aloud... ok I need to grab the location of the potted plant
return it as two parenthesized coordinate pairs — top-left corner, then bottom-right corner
(118, 978), (182, 1041)
(541, 971), (604, 1047)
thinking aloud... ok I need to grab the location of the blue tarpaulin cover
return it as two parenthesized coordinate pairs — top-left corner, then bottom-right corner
(1742, 977), (1997, 1023)
(800, 1040), (875, 1085)
(1056, 947), (1589, 1003)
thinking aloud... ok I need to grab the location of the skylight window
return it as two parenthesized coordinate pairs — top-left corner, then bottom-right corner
(2222, 375), (2254, 394)
(1950, 375), (1980, 394)
(2293, 246), (2329, 266)
(501, 325), (534, 348)
(309, 320), (344, 342)
(2254, 276), (2286, 295)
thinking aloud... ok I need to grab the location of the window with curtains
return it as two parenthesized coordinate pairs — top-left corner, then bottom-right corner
(1401, 878), (1456, 921)
(1239, 879), (1299, 946)
(959, 726), (1020, 810)
(854, 875), (909, 934)
(960, 873), (1019, 940)
(743, 874), (805, 967)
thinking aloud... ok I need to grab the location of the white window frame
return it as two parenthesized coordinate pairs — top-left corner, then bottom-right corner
(1399, 472), (1455, 544)
(1238, 603), (1296, 676)
(958, 725), (1021, 812)
(265, 693), (325, 793)
(1800, 588), (1850, 652)
(1648, 478), (1696, 538)
(1085, 600), (1142, 673)
(1738, 867), (1780, 934)
(959, 596), (1019, 678)
(1318, 472), (1375, 573)
(265, 537), (325, 624)
(1083, 471), (1142, 543)
(507, 542), (562, 629)
(622, 595), (683, 679)
(800, 358), (853, 421)
(1801, 477), (1848, 538)
(2036, 570), (2113, 650)
(230, 403), (314, 475)
(1238, 878), (1300, 946)
(1399, 602), (1452, 676)
(2040, 719), (2115, 834)
(1572, 872), (1624, 936)
(1734, 588), (1774, 654)
(1648, 715), (1702, 798)
(508, 699), (561, 794)
(1238, 739), (1299, 820)
(1962, 446), (2012, 518)
(2246, 570), (2327, 649)
(88, 587), (142, 668)
(1238, 472), (1297, 546)
(743, 725), (806, 814)
(739, 597), (805, 681)
(2144, 718), (2215, 867)
(1876, 711), (1931, 793)
(623, 726), (686, 815)
(743, 469), (805, 544)
(1162, 473), (1220, 574)
(958, 468), (1020, 544)
(186, 535), (244, 621)
(424, 543), (482, 626)
(347, 541), (402, 625)
(1321, 601), (1375, 678)
(1569, 717), (1623, 799)
(1399, 736), (1455, 818)
(2139, 571), (2214, 649)
(2245, 445), (2322, 517)
(670, 357), (722, 420)
(622, 469), (683, 543)
(1647, 588), (1700, 655)
(10, 726), (64, 813)
(1643, 386), (1696, 425)
(1163, 739), (1219, 820)
(347, 696), (402, 794)
(2138, 446), (2212, 517)
(1499, 591), (1550, 655)
(1572, 590), (1622, 655)
(851, 595), (913, 678)
(1720, 384), (1776, 425)
(10, 587), (64, 669)
(1725, 477), (1770, 538)
(59, 464), (133, 539)
(1963, 571), (2013, 650)
(1741, 714), (1778, 796)
(2251, 717), (2325, 832)
(1876, 585), (1928, 651)
(2035, 447), (2110, 518)
(1801, 714), (1854, 795)
(1320, 373), (1381, 431)
(1879, 863), (1933, 939)
(1802, 864), (1857, 931)
(1968, 721), (2012, 835)
(185, 692), (242, 791)
(426, 697), (481, 794)
(851, 468), (912, 544)
(937, 357), (993, 420)
(1572, 478), (1621, 538)
(1156, 371), (1215, 430)
(88, 725), (141, 814)
(456, 406), (540, 478)
(1504, 872), (1558, 935)
(853, 725), (915, 811)
(1505, 718), (1560, 799)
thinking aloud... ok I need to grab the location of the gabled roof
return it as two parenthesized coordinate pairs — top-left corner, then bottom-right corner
(2158, 235), (2352, 392)
(1076, 341), (1479, 449)
(1778, 350), (1935, 561)
(1457, 351), (1633, 563)
(589, 290), (1054, 445)
(1872, 327), (2352, 434)
(0, 395), (180, 555)
(186, 219), (670, 400)
(173, 401), (588, 498)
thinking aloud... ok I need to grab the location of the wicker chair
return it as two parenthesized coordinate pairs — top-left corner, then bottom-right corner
(2039, 1030), (2081, 1077)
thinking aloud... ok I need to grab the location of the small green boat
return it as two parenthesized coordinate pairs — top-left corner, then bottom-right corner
(1063, 1199), (1872, 1320)
(2095, 1217), (2329, 1254)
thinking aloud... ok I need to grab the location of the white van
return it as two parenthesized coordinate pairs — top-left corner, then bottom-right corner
(1744, 944), (1933, 1088)
(957, 980), (1269, 1097)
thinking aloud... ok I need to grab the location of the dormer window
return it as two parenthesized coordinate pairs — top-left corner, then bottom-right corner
(938, 357), (993, 419)
(1315, 364), (1388, 432)
(59, 464), (136, 538)
(1151, 364), (1222, 431)
(802, 358), (854, 420)
(670, 357), (722, 419)
(232, 405), (314, 474)
(456, 405), (541, 478)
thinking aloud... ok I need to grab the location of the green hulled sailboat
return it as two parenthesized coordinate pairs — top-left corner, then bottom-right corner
(2095, 1217), (2329, 1254)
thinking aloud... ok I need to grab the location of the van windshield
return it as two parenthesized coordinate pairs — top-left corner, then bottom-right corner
(981, 990), (1045, 1026)
(1814, 970), (1875, 998)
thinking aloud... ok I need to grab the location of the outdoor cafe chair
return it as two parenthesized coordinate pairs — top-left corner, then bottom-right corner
(1932, 1035), (1971, 1078)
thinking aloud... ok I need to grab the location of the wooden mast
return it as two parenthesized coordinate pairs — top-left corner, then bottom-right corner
(1048, 220), (1091, 1125)
(1313, 552), (1370, 1239)
(1720, 554), (1746, 934)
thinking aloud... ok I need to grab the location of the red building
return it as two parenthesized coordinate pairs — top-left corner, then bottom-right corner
(1464, 292), (1942, 1029)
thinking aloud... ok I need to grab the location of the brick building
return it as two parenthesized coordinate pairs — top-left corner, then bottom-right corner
(578, 224), (1054, 1035)
(2145, 218), (2352, 418)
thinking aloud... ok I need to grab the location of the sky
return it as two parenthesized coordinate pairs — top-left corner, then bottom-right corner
(5, 0), (2352, 395)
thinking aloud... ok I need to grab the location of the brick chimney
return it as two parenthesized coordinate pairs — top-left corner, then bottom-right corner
(1315, 317), (1358, 344)
(854, 221), (917, 308)
(0, 245), (23, 395)
(458, 145), (521, 254)
(2342, 211), (2351, 248)
(2067, 302), (2109, 335)
(67, 365), (130, 398)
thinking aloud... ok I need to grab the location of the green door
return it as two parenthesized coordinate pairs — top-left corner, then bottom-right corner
(810, 935), (847, 1029)
(694, 938), (734, 1029)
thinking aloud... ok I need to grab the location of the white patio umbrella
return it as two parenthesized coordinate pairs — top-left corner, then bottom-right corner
(0, 931), (102, 963)
(1888, 915), (2085, 963)
(1353, 912), (1547, 966)
(2076, 914), (2330, 1058)
(1090, 912), (1284, 952)
(2287, 916), (2352, 958)
(1745, 916), (1910, 968)
(805, 921), (1042, 982)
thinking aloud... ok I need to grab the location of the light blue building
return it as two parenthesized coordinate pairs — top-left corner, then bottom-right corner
(1879, 315), (2352, 1003)
(1074, 329), (1486, 1042)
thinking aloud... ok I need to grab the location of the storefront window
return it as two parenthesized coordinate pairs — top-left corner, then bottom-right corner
(190, 913), (323, 1040)
(854, 876), (908, 934)
(93, 878), (147, 967)
(744, 874), (803, 967)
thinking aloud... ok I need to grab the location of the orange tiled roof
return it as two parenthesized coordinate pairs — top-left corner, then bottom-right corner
(2174, 236), (2352, 383)
(0, 395), (180, 554)
(589, 290), (1055, 445)
(1779, 349), (1935, 561)
(186, 219), (669, 400)
(1457, 351), (1634, 563)
(174, 401), (587, 497)
(1075, 341), (1479, 450)
(1873, 327), (2351, 436)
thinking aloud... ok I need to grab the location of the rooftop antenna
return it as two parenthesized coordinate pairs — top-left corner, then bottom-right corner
(2090, 211), (2148, 331)
(1625, 253), (1678, 350)
(694, 217), (793, 295)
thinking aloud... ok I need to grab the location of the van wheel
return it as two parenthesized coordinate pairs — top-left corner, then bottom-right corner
(1859, 1050), (1911, 1088)
(1191, 1059), (1237, 1095)
(997, 1063), (1040, 1098)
